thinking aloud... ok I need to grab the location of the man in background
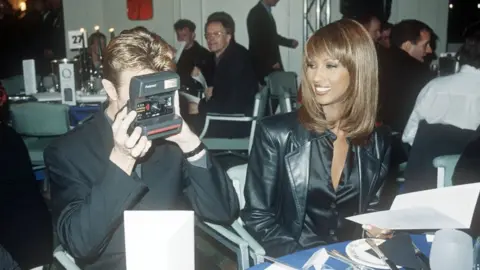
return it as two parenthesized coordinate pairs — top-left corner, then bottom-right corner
(189, 12), (257, 138)
(174, 19), (213, 93)
(377, 19), (436, 166)
(43, 0), (65, 60)
(379, 22), (393, 48)
(377, 19), (435, 133)
(353, 14), (382, 42)
(247, 0), (298, 85)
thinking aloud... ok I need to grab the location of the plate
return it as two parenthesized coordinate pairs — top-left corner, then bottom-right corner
(345, 238), (402, 270)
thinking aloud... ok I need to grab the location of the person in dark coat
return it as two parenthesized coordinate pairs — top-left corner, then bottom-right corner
(44, 27), (239, 270)
(189, 12), (258, 138)
(0, 84), (53, 269)
(247, 0), (298, 84)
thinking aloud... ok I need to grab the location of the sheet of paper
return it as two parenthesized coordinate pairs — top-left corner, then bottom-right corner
(124, 211), (194, 270)
(174, 41), (186, 63)
(346, 183), (480, 230)
(192, 71), (207, 90)
(179, 91), (200, 103)
(391, 183), (480, 227)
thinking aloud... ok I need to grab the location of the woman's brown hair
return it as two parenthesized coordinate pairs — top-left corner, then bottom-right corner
(102, 26), (175, 89)
(299, 19), (378, 144)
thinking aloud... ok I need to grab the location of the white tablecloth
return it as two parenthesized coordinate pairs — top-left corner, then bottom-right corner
(34, 92), (107, 103)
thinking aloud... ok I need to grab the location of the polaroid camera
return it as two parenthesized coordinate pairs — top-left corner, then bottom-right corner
(128, 72), (182, 140)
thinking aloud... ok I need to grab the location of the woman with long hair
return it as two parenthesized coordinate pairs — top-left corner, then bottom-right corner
(241, 19), (391, 257)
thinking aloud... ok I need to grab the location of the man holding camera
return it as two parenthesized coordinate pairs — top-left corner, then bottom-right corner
(44, 27), (239, 270)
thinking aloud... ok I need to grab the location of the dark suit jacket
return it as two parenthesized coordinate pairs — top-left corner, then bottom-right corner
(247, 2), (294, 83)
(44, 112), (239, 270)
(0, 244), (20, 270)
(176, 41), (213, 91)
(377, 45), (435, 133)
(43, 9), (66, 58)
(0, 124), (53, 269)
(199, 41), (257, 116)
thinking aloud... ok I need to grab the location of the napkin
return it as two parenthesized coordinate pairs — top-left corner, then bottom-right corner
(366, 233), (422, 269)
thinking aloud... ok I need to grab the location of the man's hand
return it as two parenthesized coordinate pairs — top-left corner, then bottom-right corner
(272, 63), (281, 70)
(205, 87), (213, 100)
(110, 107), (152, 175)
(167, 91), (203, 155)
(191, 66), (201, 77)
(188, 102), (199, 115)
(291, 39), (299, 49)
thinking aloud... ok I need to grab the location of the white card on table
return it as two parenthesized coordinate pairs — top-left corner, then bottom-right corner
(346, 183), (480, 230)
(22, 59), (37, 95)
(59, 63), (77, 105)
(303, 248), (329, 270)
(124, 210), (194, 270)
(68, 30), (88, 50)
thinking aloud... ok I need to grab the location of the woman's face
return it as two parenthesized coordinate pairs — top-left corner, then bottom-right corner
(305, 55), (350, 105)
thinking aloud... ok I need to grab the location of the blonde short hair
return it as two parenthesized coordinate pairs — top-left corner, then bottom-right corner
(103, 26), (175, 89)
(299, 19), (378, 144)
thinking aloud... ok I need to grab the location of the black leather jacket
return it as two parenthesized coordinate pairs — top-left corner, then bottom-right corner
(241, 111), (391, 257)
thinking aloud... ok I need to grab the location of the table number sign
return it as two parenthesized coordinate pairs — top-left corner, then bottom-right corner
(68, 30), (88, 50)
(59, 63), (77, 106)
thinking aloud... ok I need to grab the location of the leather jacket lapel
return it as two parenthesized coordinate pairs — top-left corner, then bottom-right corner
(356, 144), (382, 213)
(285, 141), (312, 225)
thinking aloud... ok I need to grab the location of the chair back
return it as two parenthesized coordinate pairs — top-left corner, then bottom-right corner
(265, 71), (298, 97)
(248, 87), (269, 153)
(1, 75), (25, 96)
(10, 102), (70, 136)
(433, 154), (461, 188)
(265, 71), (298, 113)
(403, 121), (478, 192)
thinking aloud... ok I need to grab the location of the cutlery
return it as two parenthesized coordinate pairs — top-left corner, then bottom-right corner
(327, 249), (362, 270)
(365, 238), (399, 270)
(412, 241), (430, 270)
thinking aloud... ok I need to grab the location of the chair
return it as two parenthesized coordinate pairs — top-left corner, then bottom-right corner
(433, 154), (461, 188)
(265, 71), (298, 114)
(10, 102), (70, 165)
(196, 164), (266, 270)
(53, 245), (81, 270)
(1, 75), (25, 96)
(199, 87), (268, 153)
(403, 121), (477, 193)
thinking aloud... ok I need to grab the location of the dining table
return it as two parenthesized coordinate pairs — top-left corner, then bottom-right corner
(248, 234), (431, 270)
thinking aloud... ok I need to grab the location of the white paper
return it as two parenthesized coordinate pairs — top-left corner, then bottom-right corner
(264, 251), (329, 270)
(174, 41), (186, 63)
(22, 59), (37, 95)
(303, 248), (329, 270)
(124, 211), (194, 270)
(346, 183), (480, 230)
(67, 30), (88, 50)
(192, 71), (207, 90)
(179, 91), (200, 103)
